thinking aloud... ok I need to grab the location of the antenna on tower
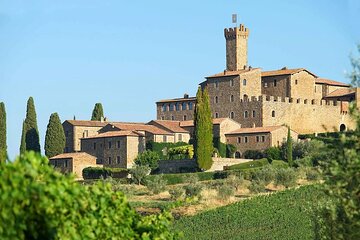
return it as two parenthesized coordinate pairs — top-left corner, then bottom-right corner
(232, 14), (237, 27)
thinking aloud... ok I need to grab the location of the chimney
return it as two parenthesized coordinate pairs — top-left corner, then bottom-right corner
(281, 66), (287, 70)
(104, 117), (107, 122)
(184, 93), (189, 99)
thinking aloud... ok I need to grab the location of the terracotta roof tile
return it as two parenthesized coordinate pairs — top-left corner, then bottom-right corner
(315, 78), (350, 87)
(82, 130), (144, 139)
(149, 120), (189, 133)
(324, 88), (355, 98)
(206, 68), (259, 78)
(261, 68), (317, 77)
(180, 118), (232, 127)
(225, 126), (284, 135)
(65, 120), (111, 127)
(50, 152), (95, 160)
(109, 123), (172, 135)
(156, 97), (196, 104)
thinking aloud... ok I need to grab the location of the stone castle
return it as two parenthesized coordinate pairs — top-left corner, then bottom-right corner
(156, 23), (359, 135)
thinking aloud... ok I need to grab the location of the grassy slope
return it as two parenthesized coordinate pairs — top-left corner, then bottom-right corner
(173, 185), (323, 240)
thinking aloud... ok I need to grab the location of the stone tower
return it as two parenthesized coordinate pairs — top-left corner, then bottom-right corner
(224, 24), (249, 71)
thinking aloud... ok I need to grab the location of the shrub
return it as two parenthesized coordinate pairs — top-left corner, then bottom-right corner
(227, 158), (269, 170)
(226, 144), (236, 158)
(253, 166), (275, 185)
(275, 168), (298, 188)
(265, 147), (282, 162)
(168, 145), (194, 159)
(244, 150), (265, 159)
(305, 167), (321, 181)
(217, 184), (235, 200)
(145, 174), (167, 194)
(225, 174), (245, 191)
(184, 174), (199, 184)
(134, 150), (160, 170)
(0, 151), (179, 239)
(169, 187), (185, 200)
(82, 167), (128, 179)
(248, 180), (266, 193)
(271, 160), (289, 169)
(130, 165), (151, 185)
(213, 137), (227, 157)
(184, 184), (203, 199)
(294, 157), (313, 168)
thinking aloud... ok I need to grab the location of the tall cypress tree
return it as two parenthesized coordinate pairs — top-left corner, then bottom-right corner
(20, 120), (26, 154)
(0, 102), (7, 162)
(45, 113), (66, 158)
(24, 97), (41, 152)
(91, 103), (104, 121)
(286, 127), (293, 167)
(194, 87), (213, 170)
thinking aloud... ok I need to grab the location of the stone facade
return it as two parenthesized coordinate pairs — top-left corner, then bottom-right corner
(156, 95), (196, 121)
(224, 24), (249, 71)
(49, 152), (99, 180)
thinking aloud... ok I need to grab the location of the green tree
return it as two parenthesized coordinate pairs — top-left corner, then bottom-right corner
(45, 113), (66, 158)
(20, 120), (26, 154)
(286, 127), (293, 167)
(91, 103), (104, 121)
(0, 102), (6, 162)
(23, 97), (40, 152)
(134, 150), (160, 171)
(0, 102), (7, 162)
(194, 87), (213, 170)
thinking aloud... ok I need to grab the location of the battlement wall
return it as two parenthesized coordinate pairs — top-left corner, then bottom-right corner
(224, 24), (249, 39)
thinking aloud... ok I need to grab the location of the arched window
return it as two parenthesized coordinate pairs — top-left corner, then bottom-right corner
(235, 152), (241, 158)
(215, 112), (219, 118)
(182, 102), (187, 110)
(252, 110), (256, 118)
(215, 96), (218, 104)
(237, 137), (241, 143)
(175, 103), (180, 111)
(295, 79), (298, 85)
(274, 79), (277, 87)
(244, 111), (249, 118)
(215, 81), (219, 88)
(230, 112), (235, 119)
(272, 110), (275, 117)
(340, 124), (346, 132)
(162, 104), (167, 112)
(243, 79), (247, 86)
(183, 115), (187, 121)
(169, 104), (174, 111)
(161, 116), (165, 120)
(171, 116), (175, 121)
(188, 102), (193, 110)
(230, 95), (234, 102)
(230, 79), (234, 87)
(243, 94), (248, 101)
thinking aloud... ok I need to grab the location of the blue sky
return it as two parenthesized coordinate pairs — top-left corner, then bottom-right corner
(0, 0), (359, 159)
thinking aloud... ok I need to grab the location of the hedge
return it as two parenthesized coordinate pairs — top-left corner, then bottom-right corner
(226, 158), (269, 170)
(146, 141), (188, 159)
(82, 167), (128, 179)
(271, 160), (289, 168)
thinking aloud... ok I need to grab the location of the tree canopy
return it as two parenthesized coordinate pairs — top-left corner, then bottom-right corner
(21, 97), (40, 153)
(45, 113), (66, 158)
(0, 102), (6, 162)
(91, 103), (104, 121)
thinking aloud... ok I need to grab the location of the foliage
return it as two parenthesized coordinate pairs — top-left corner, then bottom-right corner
(145, 174), (167, 195)
(0, 102), (6, 162)
(183, 173), (199, 185)
(0, 152), (180, 239)
(169, 187), (185, 200)
(44, 113), (66, 158)
(304, 167), (321, 181)
(146, 141), (188, 159)
(253, 166), (275, 185)
(130, 165), (151, 185)
(173, 185), (324, 239)
(82, 167), (129, 179)
(168, 145), (194, 159)
(217, 184), (235, 201)
(271, 160), (289, 169)
(286, 127), (293, 166)
(248, 180), (266, 193)
(194, 86), (213, 170)
(213, 137), (226, 157)
(264, 146), (281, 162)
(226, 144), (236, 158)
(134, 150), (160, 171)
(275, 168), (298, 188)
(22, 97), (40, 152)
(243, 150), (265, 159)
(225, 174), (245, 191)
(20, 120), (26, 154)
(184, 183), (203, 199)
(91, 102), (104, 121)
(294, 157), (313, 167)
(226, 158), (269, 170)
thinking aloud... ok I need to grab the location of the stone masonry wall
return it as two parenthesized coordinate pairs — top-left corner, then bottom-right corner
(156, 99), (196, 121)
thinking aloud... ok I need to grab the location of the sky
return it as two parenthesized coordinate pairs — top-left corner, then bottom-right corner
(0, 0), (359, 159)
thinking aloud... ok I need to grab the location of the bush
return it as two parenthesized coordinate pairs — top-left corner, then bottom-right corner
(248, 180), (266, 193)
(134, 150), (160, 170)
(82, 167), (128, 179)
(168, 145), (194, 159)
(146, 141), (188, 159)
(227, 158), (269, 170)
(305, 167), (321, 181)
(145, 174), (167, 195)
(275, 168), (298, 188)
(184, 174), (199, 184)
(184, 184), (203, 199)
(226, 144), (236, 158)
(169, 187), (185, 200)
(213, 137), (227, 157)
(271, 160), (289, 169)
(253, 166), (275, 185)
(294, 157), (313, 168)
(0, 152), (179, 239)
(217, 184), (235, 200)
(244, 150), (265, 159)
(130, 165), (151, 185)
(265, 147), (282, 162)
(225, 174), (245, 191)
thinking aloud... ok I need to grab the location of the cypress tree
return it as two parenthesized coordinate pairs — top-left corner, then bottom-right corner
(20, 120), (26, 154)
(45, 113), (66, 158)
(0, 102), (7, 162)
(194, 87), (213, 170)
(286, 127), (293, 167)
(24, 97), (41, 152)
(91, 103), (104, 121)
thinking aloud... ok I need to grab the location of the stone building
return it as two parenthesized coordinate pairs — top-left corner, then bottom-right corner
(49, 152), (99, 180)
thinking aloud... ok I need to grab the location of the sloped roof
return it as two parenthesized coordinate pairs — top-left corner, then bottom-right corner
(225, 126), (284, 135)
(64, 120), (110, 127)
(108, 123), (172, 135)
(261, 68), (317, 77)
(50, 152), (95, 160)
(315, 78), (350, 87)
(82, 130), (144, 139)
(149, 120), (189, 133)
(156, 97), (196, 104)
(206, 68), (259, 78)
(324, 88), (355, 98)
(180, 118), (235, 127)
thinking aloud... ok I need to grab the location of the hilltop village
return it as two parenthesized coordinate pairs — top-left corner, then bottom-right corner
(49, 23), (358, 179)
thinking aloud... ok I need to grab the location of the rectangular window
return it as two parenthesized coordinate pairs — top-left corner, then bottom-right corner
(163, 135), (167, 142)
(117, 141), (120, 148)
(93, 142), (96, 150)
(178, 134), (182, 142)
(83, 130), (88, 138)
(262, 136), (265, 142)
(256, 136), (260, 142)
(237, 137), (241, 143)
(65, 160), (68, 168)
(108, 157), (112, 165)
(108, 141), (112, 149)
(117, 156), (120, 164)
(274, 79), (277, 87)
(244, 137), (248, 143)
